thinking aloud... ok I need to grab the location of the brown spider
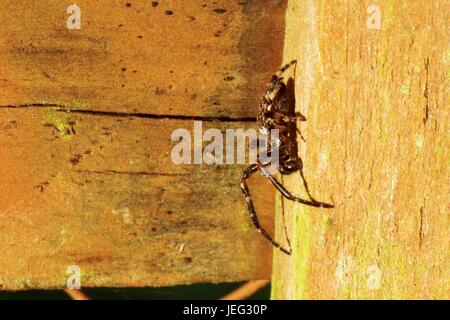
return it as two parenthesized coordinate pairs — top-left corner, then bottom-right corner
(240, 60), (334, 255)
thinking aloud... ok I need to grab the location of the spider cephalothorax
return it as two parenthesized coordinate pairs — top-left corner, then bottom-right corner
(241, 60), (334, 255)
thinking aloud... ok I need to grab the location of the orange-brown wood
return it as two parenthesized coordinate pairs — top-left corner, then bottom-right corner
(272, 0), (449, 300)
(0, 1), (288, 290)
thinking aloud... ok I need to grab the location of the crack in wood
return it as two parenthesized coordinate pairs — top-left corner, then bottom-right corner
(74, 169), (189, 177)
(0, 104), (256, 123)
(423, 57), (430, 126)
(419, 206), (425, 248)
(0, 103), (62, 109)
(58, 109), (256, 122)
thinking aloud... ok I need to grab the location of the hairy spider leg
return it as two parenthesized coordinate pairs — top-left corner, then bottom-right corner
(278, 190), (292, 252)
(241, 164), (292, 255)
(267, 60), (298, 90)
(258, 163), (334, 208)
(277, 59), (297, 77)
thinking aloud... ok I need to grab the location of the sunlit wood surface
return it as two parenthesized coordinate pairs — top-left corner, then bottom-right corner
(0, 0), (288, 290)
(272, 0), (448, 299)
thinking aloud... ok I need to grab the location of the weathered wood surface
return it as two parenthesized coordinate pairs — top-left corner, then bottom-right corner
(272, 0), (448, 299)
(0, 0), (283, 118)
(0, 1), (287, 290)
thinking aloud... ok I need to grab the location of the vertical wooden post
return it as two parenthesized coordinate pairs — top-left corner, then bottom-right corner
(272, 0), (448, 299)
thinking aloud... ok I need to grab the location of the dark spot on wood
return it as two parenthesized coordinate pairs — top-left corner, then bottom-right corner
(224, 76), (235, 81)
(137, 35), (143, 39)
(191, 93), (197, 100)
(154, 87), (166, 95)
(184, 257), (193, 264)
(165, 10), (173, 15)
(35, 182), (49, 193)
(121, 67), (127, 72)
(190, 16), (196, 21)
(125, 2), (132, 7)
(213, 8), (226, 14)
(151, 1), (158, 7)
(133, 70), (137, 73)
(2, 120), (18, 130)
(206, 95), (220, 106)
(118, 24), (124, 27)
(121, 84), (125, 88)
(77, 256), (108, 264)
(84, 150), (92, 155)
(166, 210), (173, 215)
(70, 154), (82, 166)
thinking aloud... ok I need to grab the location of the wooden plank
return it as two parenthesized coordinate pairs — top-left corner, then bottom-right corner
(272, 0), (448, 299)
(0, 108), (278, 289)
(0, 0), (286, 118)
(0, 1), (288, 289)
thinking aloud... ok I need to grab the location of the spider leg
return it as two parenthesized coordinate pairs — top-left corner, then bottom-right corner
(277, 60), (297, 77)
(296, 128), (307, 143)
(269, 60), (297, 87)
(294, 112), (307, 122)
(241, 164), (292, 255)
(278, 191), (292, 251)
(258, 162), (334, 208)
(297, 168), (336, 207)
(298, 167), (317, 202)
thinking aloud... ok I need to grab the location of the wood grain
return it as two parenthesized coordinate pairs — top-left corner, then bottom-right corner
(272, 0), (449, 299)
(0, 0), (288, 290)
(0, 0), (285, 118)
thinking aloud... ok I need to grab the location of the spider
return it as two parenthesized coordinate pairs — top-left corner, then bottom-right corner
(240, 60), (334, 255)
